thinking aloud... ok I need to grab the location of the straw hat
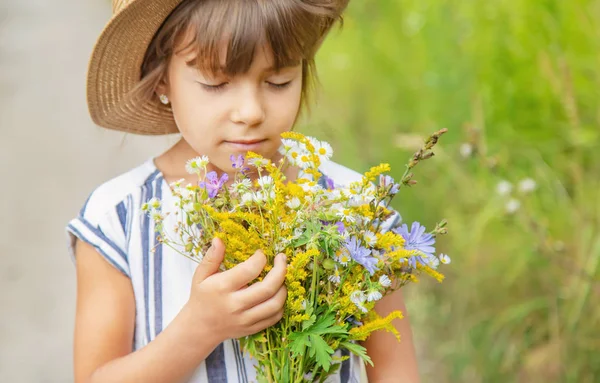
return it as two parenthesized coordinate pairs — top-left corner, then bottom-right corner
(86, 0), (183, 135)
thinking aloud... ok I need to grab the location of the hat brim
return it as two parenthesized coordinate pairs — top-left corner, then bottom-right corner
(86, 0), (182, 135)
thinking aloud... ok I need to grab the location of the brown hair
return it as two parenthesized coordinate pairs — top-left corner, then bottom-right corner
(131, 0), (349, 114)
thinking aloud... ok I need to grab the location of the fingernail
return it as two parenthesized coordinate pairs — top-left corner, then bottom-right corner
(211, 238), (217, 247)
(281, 254), (287, 264)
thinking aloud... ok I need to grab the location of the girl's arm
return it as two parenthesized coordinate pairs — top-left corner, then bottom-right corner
(360, 289), (421, 383)
(73, 240), (220, 383)
(74, 238), (288, 383)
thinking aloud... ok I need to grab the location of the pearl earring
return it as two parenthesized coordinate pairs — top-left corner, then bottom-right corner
(159, 94), (169, 105)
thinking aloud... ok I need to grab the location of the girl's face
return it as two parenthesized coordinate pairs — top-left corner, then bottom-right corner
(161, 41), (303, 175)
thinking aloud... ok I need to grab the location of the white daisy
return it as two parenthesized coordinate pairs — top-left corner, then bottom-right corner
(231, 179), (252, 194)
(185, 156), (209, 174)
(336, 250), (351, 266)
(379, 275), (392, 287)
(366, 290), (383, 302)
(257, 175), (274, 188)
(363, 230), (377, 246)
(439, 253), (451, 264)
(286, 197), (301, 210)
(248, 157), (268, 169)
(241, 192), (254, 206)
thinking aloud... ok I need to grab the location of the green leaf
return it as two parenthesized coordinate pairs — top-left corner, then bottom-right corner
(309, 334), (335, 371)
(302, 314), (317, 331)
(341, 341), (373, 366)
(289, 332), (311, 356)
(311, 314), (348, 335)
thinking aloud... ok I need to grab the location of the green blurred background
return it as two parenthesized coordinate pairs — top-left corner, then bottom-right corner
(303, 1), (600, 382)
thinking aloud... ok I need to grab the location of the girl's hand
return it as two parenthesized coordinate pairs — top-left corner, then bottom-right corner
(184, 237), (288, 343)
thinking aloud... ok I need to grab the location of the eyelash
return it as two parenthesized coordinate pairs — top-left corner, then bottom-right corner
(199, 81), (292, 92)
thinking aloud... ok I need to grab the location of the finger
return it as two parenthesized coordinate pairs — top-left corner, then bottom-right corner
(235, 253), (287, 307)
(192, 238), (225, 284)
(247, 309), (285, 335)
(218, 249), (267, 291)
(242, 284), (287, 323)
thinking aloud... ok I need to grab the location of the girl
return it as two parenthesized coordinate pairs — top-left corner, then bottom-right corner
(67, 0), (420, 382)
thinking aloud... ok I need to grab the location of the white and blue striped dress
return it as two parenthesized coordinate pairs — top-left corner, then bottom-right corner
(66, 157), (364, 383)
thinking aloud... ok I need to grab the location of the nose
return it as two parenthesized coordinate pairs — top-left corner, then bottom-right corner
(230, 87), (266, 127)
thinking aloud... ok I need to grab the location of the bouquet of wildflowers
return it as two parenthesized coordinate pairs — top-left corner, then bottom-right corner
(144, 130), (449, 382)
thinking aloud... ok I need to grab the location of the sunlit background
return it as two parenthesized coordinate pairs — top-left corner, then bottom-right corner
(1, 1), (598, 382)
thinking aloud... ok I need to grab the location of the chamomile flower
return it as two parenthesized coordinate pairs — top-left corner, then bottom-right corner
(439, 253), (451, 264)
(350, 291), (368, 313)
(286, 197), (301, 210)
(363, 230), (377, 247)
(328, 267), (341, 284)
(379, 275), (392, 287)
(257, 175), (274, 188)
(366, 290), (383, 302)
(230, 179), (252, 194)
(241, 192), (254, 206)
(248, 157), (268, 169)
(185, 156), (209, 174)
(336, 250), (351, 266)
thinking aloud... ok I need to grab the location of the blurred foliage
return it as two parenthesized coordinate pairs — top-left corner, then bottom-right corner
(303, 0), (600, 382)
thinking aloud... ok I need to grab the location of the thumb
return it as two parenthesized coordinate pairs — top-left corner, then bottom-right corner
(193, 237), (225, 283)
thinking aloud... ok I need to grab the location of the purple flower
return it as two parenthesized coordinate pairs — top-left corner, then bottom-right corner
(335, 221), (346, 234)
(345, 236), (379, 275)
(379, 174), (400, 195)
(393, 222), (436, 268)
(230, 154), (244, 169)
(199, 171), (229, 198)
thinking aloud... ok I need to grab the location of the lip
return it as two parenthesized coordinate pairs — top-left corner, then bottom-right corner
(224, 139), (267, 151)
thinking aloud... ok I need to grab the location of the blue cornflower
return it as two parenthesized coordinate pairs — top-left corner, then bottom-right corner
(199, 171), (229, 198)
(345, 236), (379, 275)
(393, 222), (436, 269)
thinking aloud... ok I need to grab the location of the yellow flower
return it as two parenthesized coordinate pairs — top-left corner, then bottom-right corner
(349, 311), (403, 341)
(363, 163), (391, 182)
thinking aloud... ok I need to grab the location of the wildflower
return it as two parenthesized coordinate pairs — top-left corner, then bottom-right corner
(505, 198), (521, 214)
(366, 290), (383, 302)
(518, 178), (536, 194)
(335, 221), (346, 235)
(230, 179), (252, 194)
(394, 222), (435, 258)
(459, 143), (473, 158)
(308, 137), (333, 161)
(350, 291), (368, 313)
(496, 180), (513, 196)
(379, 174), (400, 195)
(345, 236), (379, 275)
(336, 250), (351, 266)
(230, 154), (245, 170)
(199, 171), (229, 198)
(379, 275), (392, 287)
(328, 267), (341, 284)
(185, 156), (209, 174)
(363, 230), (377, 247)
(257, 175), (274, 188)
(286, 197), (301, 210)
(247, 156), (268, 169)
(439, 253), (451, 264)
(240, 192), (254, 206)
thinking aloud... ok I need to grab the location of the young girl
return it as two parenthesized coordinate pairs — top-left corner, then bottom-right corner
(67, 1), (420, 382)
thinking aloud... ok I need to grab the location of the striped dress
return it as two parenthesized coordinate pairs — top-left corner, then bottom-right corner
(66, 158), (365, 383)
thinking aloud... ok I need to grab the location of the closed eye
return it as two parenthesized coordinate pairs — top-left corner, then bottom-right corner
(268, 81), (292, 90)
(199, 82), (228, 92)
